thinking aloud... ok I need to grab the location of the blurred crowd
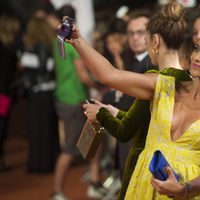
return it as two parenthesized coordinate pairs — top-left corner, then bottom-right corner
(0, 0), (200, 200)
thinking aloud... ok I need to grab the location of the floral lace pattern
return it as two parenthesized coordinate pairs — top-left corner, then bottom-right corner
(125, 74), (200, 200)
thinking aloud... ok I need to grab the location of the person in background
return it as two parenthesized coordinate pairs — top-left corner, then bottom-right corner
(0, 12), (20, 171)
(102, 10), (156, 181)
(64, 1), (200, 199)
(116, 10), (156, 178)
(99, 17), (128, 182)
(50, 5), (99, 200)
(103, 17), (127, 70)
(20, 16), (59, 173)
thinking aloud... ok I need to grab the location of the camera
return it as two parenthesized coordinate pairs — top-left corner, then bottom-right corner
(58, 17), (73, 40)
(57, 17), (73, 59)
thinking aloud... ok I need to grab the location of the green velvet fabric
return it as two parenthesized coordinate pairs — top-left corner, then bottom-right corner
(96, 68), (192, 200)
(116, 110), (126, 120)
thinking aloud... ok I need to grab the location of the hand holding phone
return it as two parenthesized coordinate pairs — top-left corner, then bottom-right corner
(57, 17), (74, 59)
(85, 99), (95, 104)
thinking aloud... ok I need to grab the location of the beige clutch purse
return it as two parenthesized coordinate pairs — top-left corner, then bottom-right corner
(77, 120), (104, 159)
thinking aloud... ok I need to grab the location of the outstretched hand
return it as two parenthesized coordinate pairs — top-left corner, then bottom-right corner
(151, 167), (185, 199)
(90, 99), (119, 117)
(61, 16), (80, 44)
(83, 100), (103, 122)
(83, 99), (119, 122)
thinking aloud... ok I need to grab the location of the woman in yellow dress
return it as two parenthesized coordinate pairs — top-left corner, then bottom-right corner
(63, 1), (200, 199)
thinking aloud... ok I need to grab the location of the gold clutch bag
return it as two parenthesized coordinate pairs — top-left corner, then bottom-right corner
(76, 120), (104, 159)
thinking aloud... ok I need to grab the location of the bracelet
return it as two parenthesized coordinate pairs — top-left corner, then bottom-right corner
(92, 120), (104, 134)
(184, 182), (192, 199)
(96, 108), (100, 117)
(95, 109), (100, 124)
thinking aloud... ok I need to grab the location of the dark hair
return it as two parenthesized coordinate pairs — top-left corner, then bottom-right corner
(24, 17), (54, 49)
(0, 13), (20, 45)
(189, 7), (200, 26)
(108, 17), (127, 34)
(190, 7), (200, 40)
(56, 4), (75, 20)
(146, 2), (185, 50)
(128, 9), (151, 21)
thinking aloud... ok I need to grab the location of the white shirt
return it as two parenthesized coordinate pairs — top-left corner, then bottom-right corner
(135, 51), (148, 62)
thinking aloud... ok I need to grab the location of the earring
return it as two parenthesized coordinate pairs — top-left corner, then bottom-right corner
(187, 71), (194, 80)
(152, 47), (158, 55)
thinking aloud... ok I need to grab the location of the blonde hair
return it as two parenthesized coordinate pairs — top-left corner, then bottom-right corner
(147, 1), (185, 50)
(24, 17), (55, 49)
(0, 14), (20, 45)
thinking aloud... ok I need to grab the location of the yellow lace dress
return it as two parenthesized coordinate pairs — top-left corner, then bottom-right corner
(125, 74), (200, 200)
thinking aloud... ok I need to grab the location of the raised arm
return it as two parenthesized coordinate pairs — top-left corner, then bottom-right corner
(65, 24), (157, 100)
(83, 68), (192, 142)
(74, 58), (97, 88)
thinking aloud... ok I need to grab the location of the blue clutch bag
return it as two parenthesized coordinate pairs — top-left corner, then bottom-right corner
(149, 150), (179, 181)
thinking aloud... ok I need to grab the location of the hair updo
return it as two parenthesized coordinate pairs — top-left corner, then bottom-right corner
(146, 1), (185, 50)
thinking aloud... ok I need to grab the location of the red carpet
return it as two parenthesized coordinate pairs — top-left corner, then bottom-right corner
(0, 137), (91, 200)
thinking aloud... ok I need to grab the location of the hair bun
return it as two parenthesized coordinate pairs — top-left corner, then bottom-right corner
(160, 1), (184, 22)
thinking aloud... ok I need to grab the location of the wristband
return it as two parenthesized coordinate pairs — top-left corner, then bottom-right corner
(184, 182), (192, 199)
(57, 17), (73, 60)
(57, 35), (66, 59)
(96, 109), (100, 117)
(181, 182), (192, 199)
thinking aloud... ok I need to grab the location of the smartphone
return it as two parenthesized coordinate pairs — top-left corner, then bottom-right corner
(57, 17), (73, 59)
